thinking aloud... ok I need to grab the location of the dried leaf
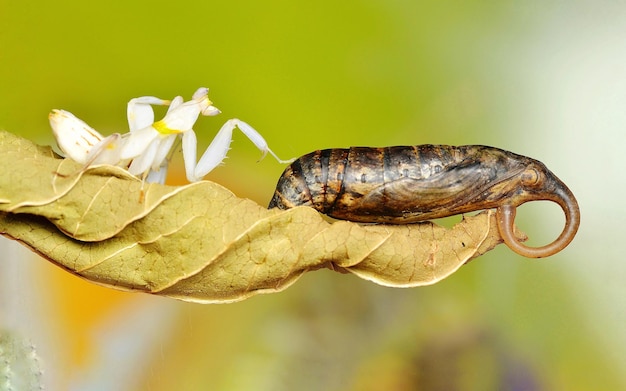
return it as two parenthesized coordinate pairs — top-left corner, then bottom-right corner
(0, 131), (198, 240)
(0, 131), (516, 303)
(0, 131), (80, 208)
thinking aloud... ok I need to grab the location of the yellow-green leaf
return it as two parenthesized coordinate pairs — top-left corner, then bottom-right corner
(0, 131), (517, 303)
(0, 130), (204, 240)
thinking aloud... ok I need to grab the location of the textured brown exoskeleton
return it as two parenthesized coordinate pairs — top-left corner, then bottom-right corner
(268, 145), (580, 258)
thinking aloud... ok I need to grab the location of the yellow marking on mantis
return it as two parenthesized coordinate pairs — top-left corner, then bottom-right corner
(153, 119), (184, 135)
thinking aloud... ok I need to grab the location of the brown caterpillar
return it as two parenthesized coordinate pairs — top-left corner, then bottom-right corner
(268, 145), (580, 258)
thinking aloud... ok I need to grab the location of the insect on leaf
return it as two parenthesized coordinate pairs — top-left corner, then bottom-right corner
(0, 131), (521, 303)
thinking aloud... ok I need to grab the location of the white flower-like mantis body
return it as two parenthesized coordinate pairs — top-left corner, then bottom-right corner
(49, 87), (291, 184)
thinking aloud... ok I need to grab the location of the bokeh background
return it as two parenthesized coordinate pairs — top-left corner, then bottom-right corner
(1, 1), (625, 390)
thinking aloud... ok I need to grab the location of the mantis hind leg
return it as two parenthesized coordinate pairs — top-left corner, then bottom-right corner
(184, 119), (293, 182)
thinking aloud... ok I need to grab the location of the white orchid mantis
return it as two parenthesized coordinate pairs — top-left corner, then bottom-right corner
(49, 87), (291, 185)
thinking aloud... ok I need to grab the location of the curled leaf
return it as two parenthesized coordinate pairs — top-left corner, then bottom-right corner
(0, 131), (519, 303)
(0, 130), (193, 240)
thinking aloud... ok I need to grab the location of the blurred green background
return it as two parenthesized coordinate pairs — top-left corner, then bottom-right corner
(2, 1), (625, 390)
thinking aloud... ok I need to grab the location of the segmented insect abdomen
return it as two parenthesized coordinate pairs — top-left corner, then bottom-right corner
(331, 146), (465, 222)
(268, 145), (473, 222)
(268, 148), (348, 212)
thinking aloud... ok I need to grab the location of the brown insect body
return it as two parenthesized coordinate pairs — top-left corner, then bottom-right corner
(269, 145), (580, 258)
(270, 145), (529, 222)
